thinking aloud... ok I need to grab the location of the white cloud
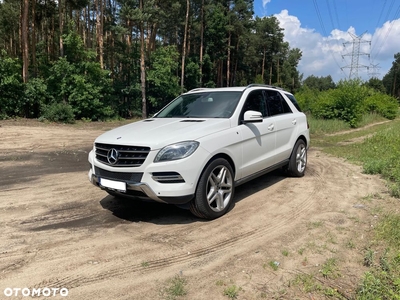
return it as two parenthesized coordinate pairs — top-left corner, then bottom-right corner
(371, 19), (400, 61)
(274, 10), (400, 82)
(262, 0), (271, 8)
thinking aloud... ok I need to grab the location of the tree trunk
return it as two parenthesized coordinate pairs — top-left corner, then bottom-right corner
(31, 0), (37, 77)
(227, 31), (231, 87)
(59, 0), (64, 57)
(21, 0), (29, 83)
(261, 47), (265, 82)
(269, 64), (272, 85)
(180, 0), (190, 93)
(139, 0), (147, 118)
(199, 0), (204, 86)
(96, 0), (104, 68)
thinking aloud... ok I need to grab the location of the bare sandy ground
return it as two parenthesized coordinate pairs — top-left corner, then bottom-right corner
(0, 119), (394, 299)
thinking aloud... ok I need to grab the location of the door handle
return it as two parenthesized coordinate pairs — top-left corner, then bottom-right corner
(292, 119), (297, 125)
(268, 124), (274, 131)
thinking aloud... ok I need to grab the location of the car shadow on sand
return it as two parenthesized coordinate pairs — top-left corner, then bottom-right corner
(99, 169), (287, 224)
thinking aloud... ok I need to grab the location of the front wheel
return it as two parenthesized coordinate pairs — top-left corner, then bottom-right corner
(287, 139), (307, 177)
(190, 158), (235, 219)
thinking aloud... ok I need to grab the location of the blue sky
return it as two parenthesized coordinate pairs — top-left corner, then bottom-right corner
(254, 0), (400, 82)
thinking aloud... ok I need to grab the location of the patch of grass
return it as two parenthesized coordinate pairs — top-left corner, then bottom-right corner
(302, 256), (308, 266)
(357, 252), (400, 299)
(223, 285), (241, 299)
(306, 241), (322, 254)
(361, 193), (382, 202)
(320, 258), (340, 279)
(363, 248), (375, 267)
(216, 279), (224, 286)
(376, 213), (400, 250)
(161, 275), (187, 300)
(292, 273), (321, 293)
(358, 113), (388, 127)
(264, 260), (280, 271)
(345, 239), (356, 249)
(308, 115), (350, 135)
(325, 232), (337, 244)
(307, 221), (324, 229)
(281, 249), (289, 257)
(141, 261), (149, 267)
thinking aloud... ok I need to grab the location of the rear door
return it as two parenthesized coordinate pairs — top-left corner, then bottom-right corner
(264, 90), (298, 162)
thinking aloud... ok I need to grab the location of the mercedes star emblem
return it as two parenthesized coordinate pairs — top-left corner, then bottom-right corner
(107, 148), (119, 165)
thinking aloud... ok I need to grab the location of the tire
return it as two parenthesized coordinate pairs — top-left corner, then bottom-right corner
(287, 139), (307, 177)
(189, 158), (235, 219)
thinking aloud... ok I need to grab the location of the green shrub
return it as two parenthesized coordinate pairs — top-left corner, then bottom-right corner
(0, 51), (24, 117)
(295, 85), (319, 113)
(23, 78), (51, 118)
(299, 79), (399, 128)
(42, 102), (75, 123)
(363, 93), (398, 120)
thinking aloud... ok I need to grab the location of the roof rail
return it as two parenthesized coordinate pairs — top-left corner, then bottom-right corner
(244, 84), (284, 91)
(187, 88), (210, 93)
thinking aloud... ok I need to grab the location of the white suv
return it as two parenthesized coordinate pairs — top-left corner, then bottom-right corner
(88, 84), (310, 219)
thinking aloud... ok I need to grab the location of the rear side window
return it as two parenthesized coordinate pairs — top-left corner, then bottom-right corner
(284, 93), (302, 112)
(264, 90), (292, 116)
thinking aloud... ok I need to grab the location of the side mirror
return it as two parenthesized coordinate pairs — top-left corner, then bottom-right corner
(243, 110), (263, 123)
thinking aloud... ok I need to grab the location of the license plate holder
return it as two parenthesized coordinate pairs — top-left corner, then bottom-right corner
(100, 178), (126, 192)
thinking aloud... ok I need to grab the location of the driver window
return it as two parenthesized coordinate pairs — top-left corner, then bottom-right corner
(242, 90), (267, 118)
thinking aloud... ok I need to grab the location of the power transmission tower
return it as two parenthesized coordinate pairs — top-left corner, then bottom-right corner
(341, 32), (371, 78)
(368, 63), (380, 78)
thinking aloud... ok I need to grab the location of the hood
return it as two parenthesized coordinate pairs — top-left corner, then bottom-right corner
(95, 118), (231, 150)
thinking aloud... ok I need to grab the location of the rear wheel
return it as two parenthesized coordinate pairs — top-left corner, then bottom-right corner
(190, 158), (234, 219)
(287, 139), (307, 177)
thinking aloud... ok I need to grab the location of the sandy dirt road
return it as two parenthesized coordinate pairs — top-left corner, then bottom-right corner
(0, 119), (392, 299)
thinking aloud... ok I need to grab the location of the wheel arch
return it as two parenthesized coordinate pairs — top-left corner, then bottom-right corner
(297, 134), (308, 147)
(195, 152), (236, 191)
(289, 135), (308, 159)
(208, 153), (236, 175)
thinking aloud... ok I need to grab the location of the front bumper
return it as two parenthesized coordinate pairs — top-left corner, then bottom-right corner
(88, 169), (193, 204)
(88, 146), (211, 205)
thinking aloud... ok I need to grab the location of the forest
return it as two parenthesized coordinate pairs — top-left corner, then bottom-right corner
(0, 0), (398, 122)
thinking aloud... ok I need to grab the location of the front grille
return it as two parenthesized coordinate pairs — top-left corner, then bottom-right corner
(95, 143), (150, 167)
(95, 167), (143, 183)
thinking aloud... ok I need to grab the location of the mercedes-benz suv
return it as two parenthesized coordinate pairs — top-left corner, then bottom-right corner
(88, 84), (310, 219)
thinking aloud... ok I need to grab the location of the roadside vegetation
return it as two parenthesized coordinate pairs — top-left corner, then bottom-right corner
(297, 78), (398, 128)
(303, 103), (400, 298)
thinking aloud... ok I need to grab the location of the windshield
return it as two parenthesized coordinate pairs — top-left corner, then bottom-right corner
(155, 91), (241, 118)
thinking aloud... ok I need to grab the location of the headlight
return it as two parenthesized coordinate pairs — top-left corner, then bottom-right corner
(154, 141), (199, 162)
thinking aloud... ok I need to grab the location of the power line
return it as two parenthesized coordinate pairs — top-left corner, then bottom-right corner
(312, 0), (347, 78)
(312, 0), (328, 36)
(371, 3), (400, 61)
(326, 0), (336, 30)
(375, 0), (387, 30)
(332, 0), (341, 30)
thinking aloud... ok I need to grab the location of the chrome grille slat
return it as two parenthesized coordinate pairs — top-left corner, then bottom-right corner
(95, 143), (150, 167)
